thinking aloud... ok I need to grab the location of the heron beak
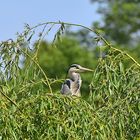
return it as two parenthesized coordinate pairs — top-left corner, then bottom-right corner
(79, 67), (93, 72)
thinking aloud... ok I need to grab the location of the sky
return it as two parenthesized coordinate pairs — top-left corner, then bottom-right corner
(0, 0), (101, 41)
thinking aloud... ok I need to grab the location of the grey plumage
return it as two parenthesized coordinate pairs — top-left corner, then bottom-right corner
(61, 64), (93, 97)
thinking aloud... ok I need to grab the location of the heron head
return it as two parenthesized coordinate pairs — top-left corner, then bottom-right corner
(69, 64), (93, 73)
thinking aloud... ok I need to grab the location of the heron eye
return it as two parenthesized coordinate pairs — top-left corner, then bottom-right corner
(75, 67), (79, 69)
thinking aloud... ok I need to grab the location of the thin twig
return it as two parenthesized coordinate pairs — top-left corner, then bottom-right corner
(110, 46), (140, 67)
(18, 47), (53, 94)
(27, 21), (140, 68)
(0, 87), (23, 114)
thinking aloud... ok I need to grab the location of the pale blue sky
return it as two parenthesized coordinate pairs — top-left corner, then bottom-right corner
(0, 0), (100, 41)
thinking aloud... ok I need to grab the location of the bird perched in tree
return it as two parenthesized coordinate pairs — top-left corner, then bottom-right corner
(61, 64), (93, 97)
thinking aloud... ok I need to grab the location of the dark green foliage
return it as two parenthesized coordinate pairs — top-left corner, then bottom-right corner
(91, 0), (140, 46)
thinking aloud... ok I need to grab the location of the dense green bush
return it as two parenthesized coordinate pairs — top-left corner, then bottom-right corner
(0, 22), (140, 139)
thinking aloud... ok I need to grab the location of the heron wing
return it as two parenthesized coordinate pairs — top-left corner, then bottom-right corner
(61, 79), (72, 95)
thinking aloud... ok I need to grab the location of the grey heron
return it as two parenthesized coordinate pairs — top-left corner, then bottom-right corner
(61, 64), (93, 97)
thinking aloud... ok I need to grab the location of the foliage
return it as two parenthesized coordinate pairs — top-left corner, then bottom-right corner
(0, 22), (140, 139)
(89, 49), (140, 139)
(91, 0), (140, 45)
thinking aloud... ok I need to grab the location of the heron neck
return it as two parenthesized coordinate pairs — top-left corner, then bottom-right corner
(68, 72), (81, 81)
